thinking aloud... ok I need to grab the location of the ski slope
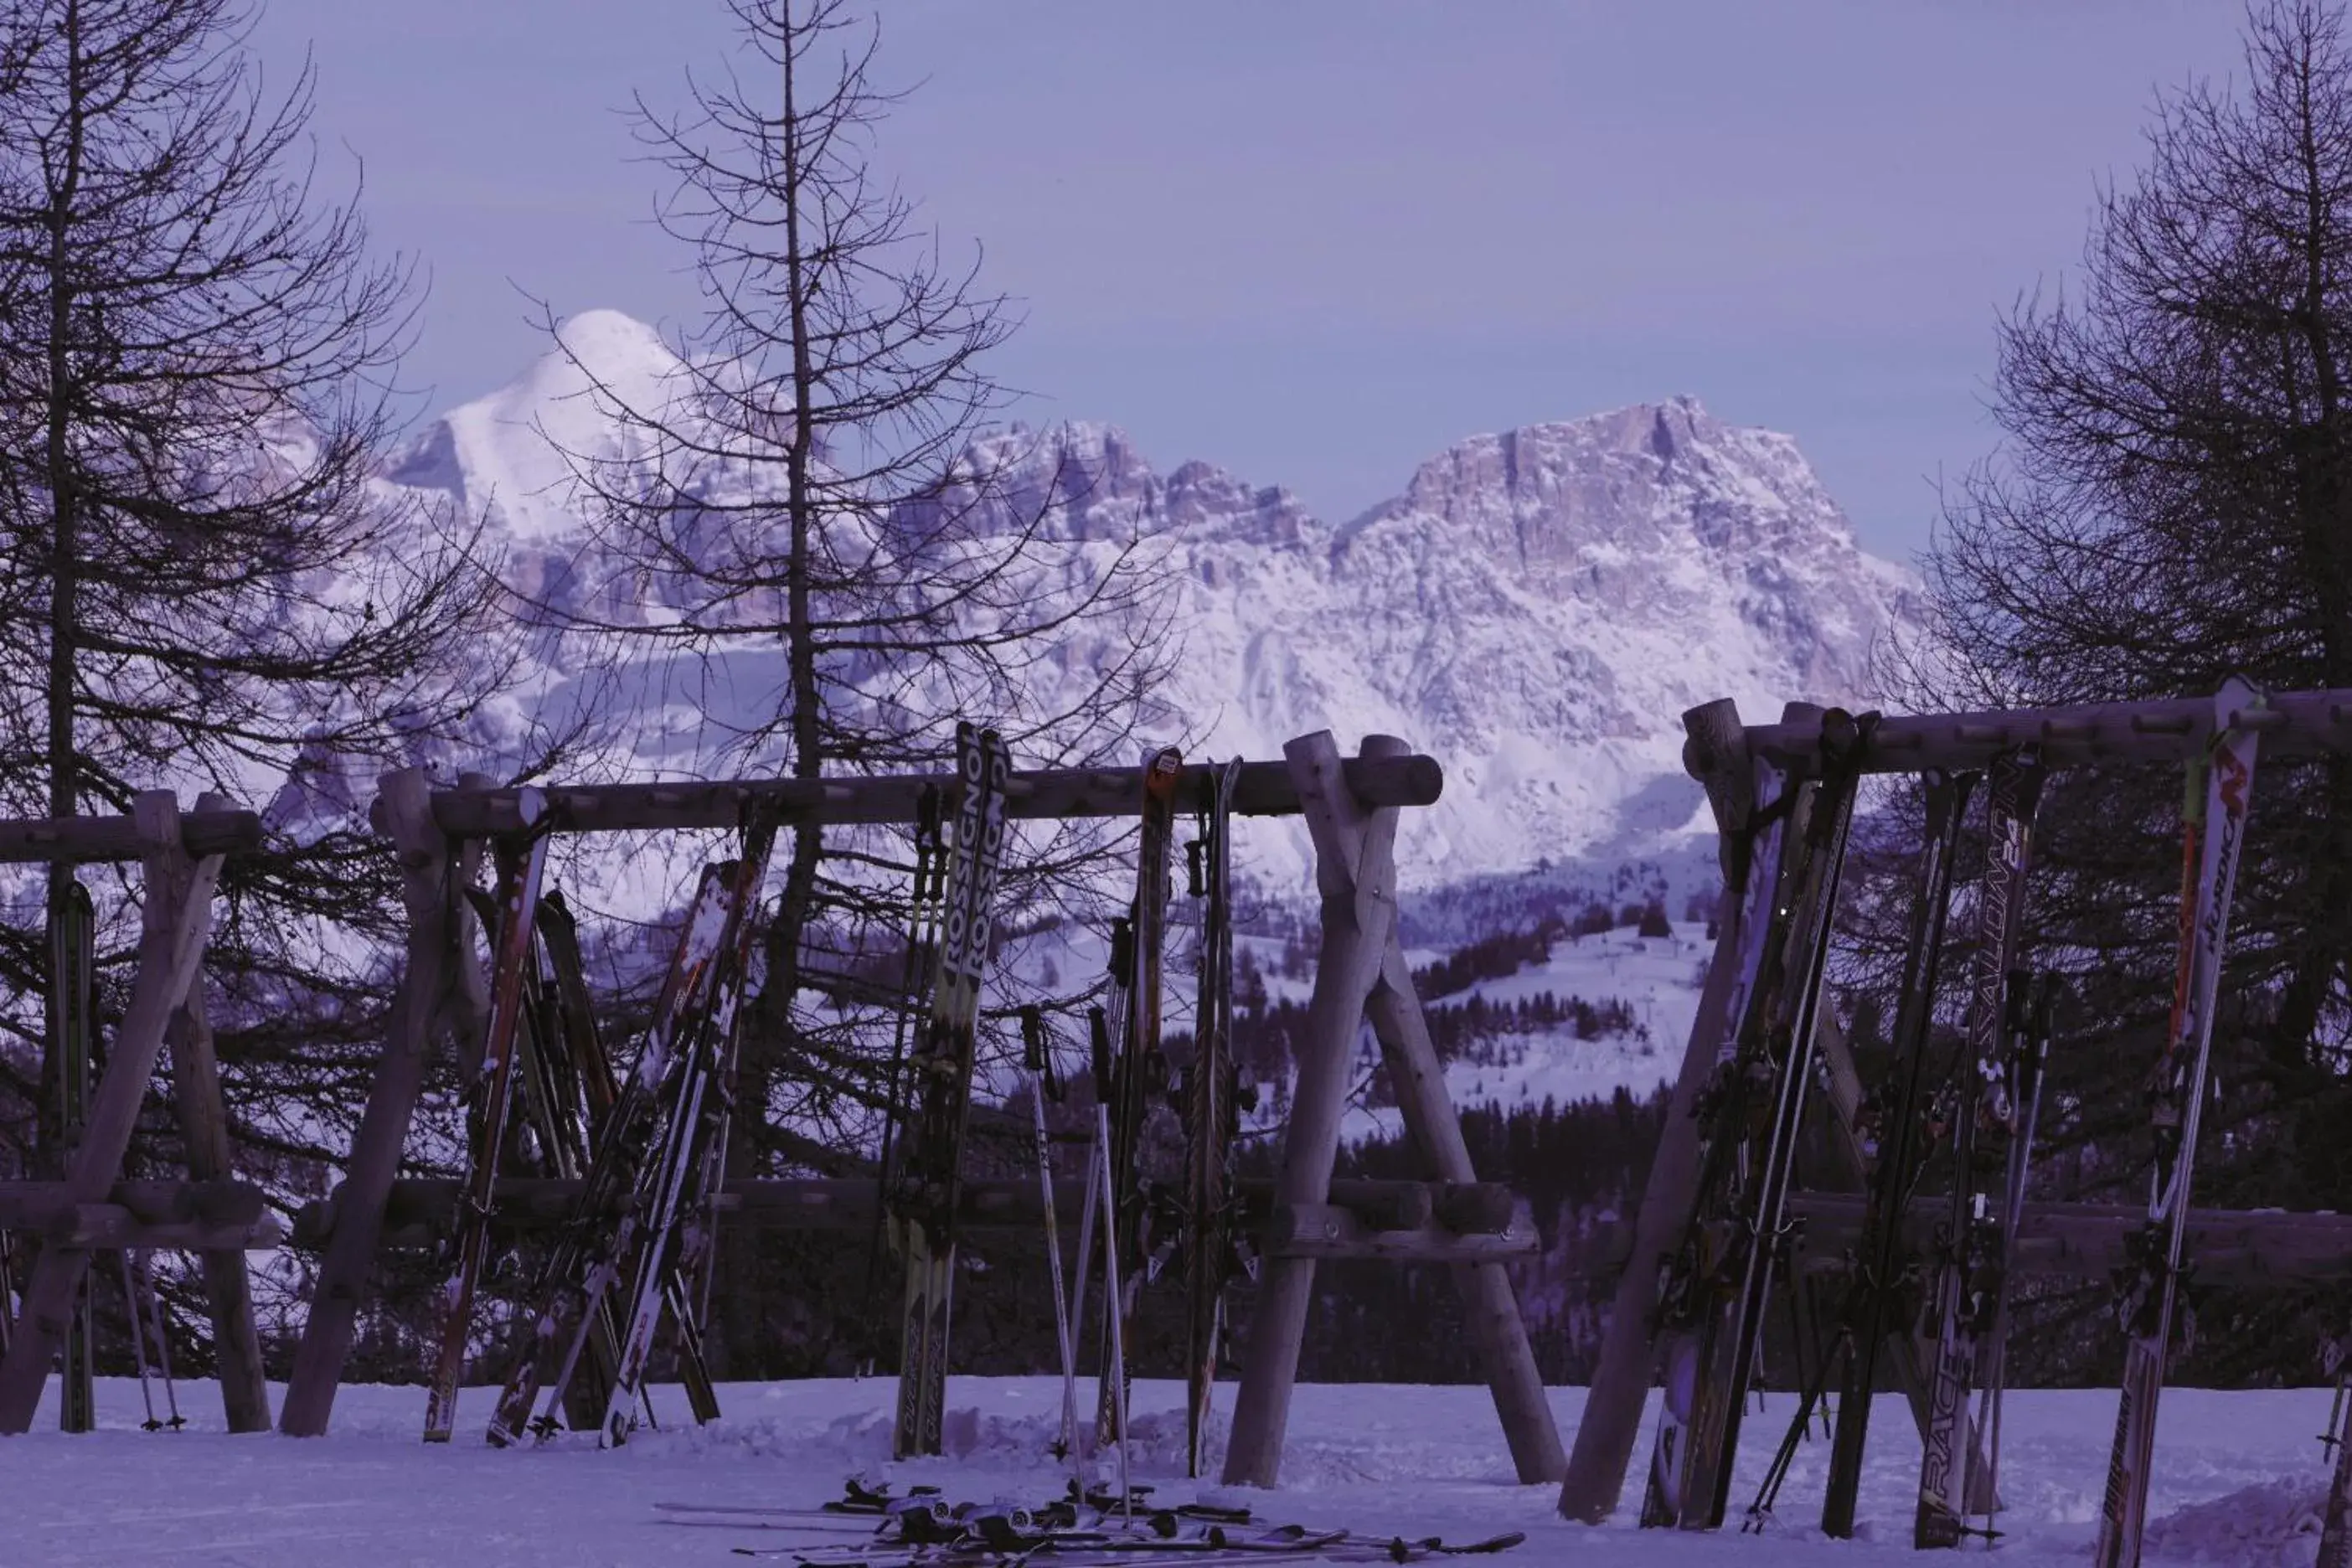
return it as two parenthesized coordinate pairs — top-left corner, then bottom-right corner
(1, 1375), (2332, 1565)
(1340, 923), (1702, 1145)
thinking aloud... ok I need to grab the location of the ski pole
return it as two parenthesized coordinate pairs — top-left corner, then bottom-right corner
(119, 1251), (160, 1431)
(1026, 1008), (1081, 1471)
(1096, 1104), (1131, 1518)
(1070, 1035), (1106, 1460)
(132, 1251), (184, 1430)
(2325, 1364), (2350, 1457)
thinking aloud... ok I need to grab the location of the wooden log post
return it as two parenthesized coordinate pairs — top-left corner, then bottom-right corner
(0, 792), (225, 1431)
(1349, 743), (1565, 1486)
(162, 790), (273, 1431)
(1560, 699), (1762, 1522)
(438, 771), (496, 1082)
(280, 770), (456, 1436)
(1221, 734), (1406, 1488)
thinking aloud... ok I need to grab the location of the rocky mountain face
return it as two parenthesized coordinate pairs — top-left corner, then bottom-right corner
(373, 310), (1920, 895)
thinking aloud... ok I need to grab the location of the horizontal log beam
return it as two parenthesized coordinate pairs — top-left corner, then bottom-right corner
(1787, 1192), (2352, 1284)
(1736, 687), (2352, 775)
(0, 809), (262, 865)
(0, 1179), (267, 1230)
(290, 1174), (1522, 1250)
(45, 1208), (283, 1251)
(420, 754), (1444, 838)
(1268, 1202), (1541, 1262)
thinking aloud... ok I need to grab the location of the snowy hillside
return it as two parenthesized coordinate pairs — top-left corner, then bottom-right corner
(375, 312), (1919, 896)
(1347, 924), (1710, 1137)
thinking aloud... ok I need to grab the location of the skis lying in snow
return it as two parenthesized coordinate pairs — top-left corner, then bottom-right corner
(723, 1525), (1521, 1566)
(658, 1481), (1521, 1567)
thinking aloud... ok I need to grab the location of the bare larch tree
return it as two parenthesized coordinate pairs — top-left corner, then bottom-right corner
(531, 0), (1174, 1374)
(1907, 0), (2352, 1380)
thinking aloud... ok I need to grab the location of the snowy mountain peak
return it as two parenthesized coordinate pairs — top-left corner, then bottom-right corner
(383, 315), (1917, 889)
(389, 310), (689, 544)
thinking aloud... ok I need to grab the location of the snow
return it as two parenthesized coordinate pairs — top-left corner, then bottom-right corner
(3, 1377), (2336, 1565)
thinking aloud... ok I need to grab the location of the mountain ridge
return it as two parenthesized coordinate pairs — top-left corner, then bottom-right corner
(377, 311), (1919, 893)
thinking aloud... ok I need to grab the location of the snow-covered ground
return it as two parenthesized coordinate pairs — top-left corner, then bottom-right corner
(3, 1375), (2334, 1565)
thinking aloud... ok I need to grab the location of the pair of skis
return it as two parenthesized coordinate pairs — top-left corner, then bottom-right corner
(1643, 708), (1876, 1529)
(483, 831), (775, 1446)
(1184, 758), (1246, 1478)
(892, 723), (1015, 1458)
(2094, 678), (2266, 1567)
(1912, 745), (2052, 1547)
(1743, 764), (1983, 1535)
(425, 815), (554, 1441)
(1742, 750), (2052, 1544)
(1093, 748), (1185, 1449)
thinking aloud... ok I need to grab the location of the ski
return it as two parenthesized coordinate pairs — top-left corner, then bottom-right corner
(1097, 746), (1183, 1447)
(2093, 678), (2265, 1568)
(1185, 756), (1244, 1478)
(1638, 741), (1799, 1529)
(49, 876), (95, 1434)
(499, 893), (631, 1430)
(1022, 1005), (1081, 1466)
(1674, 707), (1878, 1529)
(2320, 1355), (2352, 1568)
(424, 823), (551, 1442)
(735, 1524), (1356, 1566)
(891, 722), (1015, 1458)
(600, 823), (777, 1446)
(1971, 968), (2058, 1541)
(485, 863), (744, 1446)
(1817, 768), (1975, 1534)
(859, 786), (947, 1377)
(1914, 744), (2049, 1546)
(728, 1529), (1518, 1568)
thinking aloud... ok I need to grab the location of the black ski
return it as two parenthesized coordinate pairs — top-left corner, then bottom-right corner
(1817, 766), (1977, 1534)
(1674, 707), (1878, 1529)
(1916, 745), (2049, 1547)
(1185, 756), (1244, 1477)
(601, 826), (777, 1446)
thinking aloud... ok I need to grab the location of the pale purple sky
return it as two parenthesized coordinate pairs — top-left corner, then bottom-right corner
(256, 1), (2251, 561)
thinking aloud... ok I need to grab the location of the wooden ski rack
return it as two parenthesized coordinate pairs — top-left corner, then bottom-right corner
(1560, 684), (2352, 1531)
(276, 732), (1565, 1492)
(0, 792), (274, 1436)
